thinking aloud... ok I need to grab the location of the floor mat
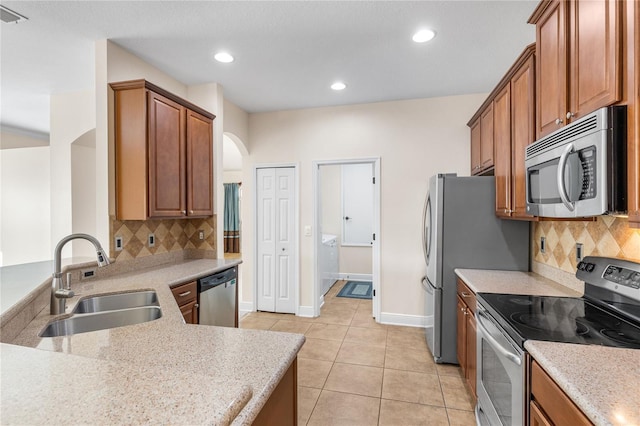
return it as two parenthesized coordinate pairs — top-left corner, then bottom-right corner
(336, 281), (372, 299)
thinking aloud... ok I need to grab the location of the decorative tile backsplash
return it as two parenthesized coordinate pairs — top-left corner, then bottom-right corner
(110, 216), (216, 261)
(533, 216), (640, 273)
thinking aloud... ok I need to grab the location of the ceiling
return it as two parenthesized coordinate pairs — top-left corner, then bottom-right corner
(0, 1), (537, 137)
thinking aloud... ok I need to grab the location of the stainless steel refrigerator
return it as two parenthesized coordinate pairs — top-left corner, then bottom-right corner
(421, 174), (529, 364)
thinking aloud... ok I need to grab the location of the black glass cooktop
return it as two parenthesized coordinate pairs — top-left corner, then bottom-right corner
(477, 293), (640, 350)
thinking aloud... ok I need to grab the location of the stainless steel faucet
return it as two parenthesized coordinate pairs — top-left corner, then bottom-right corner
(50, 233), (111, 315)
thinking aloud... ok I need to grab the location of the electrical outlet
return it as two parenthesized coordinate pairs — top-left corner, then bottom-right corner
(576, 243), (583, 261)
(115, 236), (123, 251)
(81, 268), (96, 280)
(148, 233), (155, 247)
(198, 230), (205, 240)
(540, 236), (546, 254)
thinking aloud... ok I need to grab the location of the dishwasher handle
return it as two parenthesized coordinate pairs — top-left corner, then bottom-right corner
(198, 267), (237, 292)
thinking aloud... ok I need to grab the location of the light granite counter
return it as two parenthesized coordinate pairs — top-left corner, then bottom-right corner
(525, 341), (640, 426)
(455, 268), (583, 297)
(2, 258), (305, 425)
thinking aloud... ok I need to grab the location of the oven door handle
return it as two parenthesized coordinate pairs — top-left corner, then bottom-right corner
(476, 310), (522, 366)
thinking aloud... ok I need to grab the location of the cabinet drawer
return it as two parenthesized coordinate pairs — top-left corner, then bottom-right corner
(531, 361), (591, 426)
(171, 281), (197, 306)
(456, 278), (477, 315)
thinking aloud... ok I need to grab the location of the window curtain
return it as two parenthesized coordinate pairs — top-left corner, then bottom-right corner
(224, 183), (240, 253)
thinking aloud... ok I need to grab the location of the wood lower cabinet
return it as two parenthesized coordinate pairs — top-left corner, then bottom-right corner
(253, 358), (297, 426)
(171, 281), (199, 324)
(456, 278), (477, 400)
(111, 79), (215, 220)
(529, 0), (622, 139)
(530, 361), (592, 426)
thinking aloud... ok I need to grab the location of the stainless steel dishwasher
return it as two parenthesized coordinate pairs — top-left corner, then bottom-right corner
(197, 267), (237, 327)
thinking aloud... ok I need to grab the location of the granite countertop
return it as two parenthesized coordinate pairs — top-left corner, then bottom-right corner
(3, 258), (305, 425)
(454, 268), (583, 297)
(525, 341), (640, 426)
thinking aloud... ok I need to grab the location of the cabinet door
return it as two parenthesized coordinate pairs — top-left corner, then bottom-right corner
(456, 296), (467, 369)
(631, 1), (640, 227)
(465, 312), (477, 398)
(148, 91), (186, 218)
(180, 299), (198, 324)
(493, 85), (512, 217)
(186, 109), (214, 217)
(569, 0), (621, 120)
(470, 118), (482, 174)
(530, 401), (553, 426)
(511, 54), (536, 219)
(536, 0), (568, 138)
(480, 104), (494, 170)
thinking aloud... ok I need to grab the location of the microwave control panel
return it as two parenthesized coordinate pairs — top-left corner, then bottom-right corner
(577, 146), (596, 200)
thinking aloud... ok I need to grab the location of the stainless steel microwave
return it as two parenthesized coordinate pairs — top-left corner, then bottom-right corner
(525, 106), (627, 218)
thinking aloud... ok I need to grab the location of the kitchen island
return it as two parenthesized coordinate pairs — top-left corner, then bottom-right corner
(2, 258), (304, 425)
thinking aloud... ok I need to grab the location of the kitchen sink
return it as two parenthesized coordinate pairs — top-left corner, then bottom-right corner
(71, 290), (159, 314)
(39, 306), (162, 337)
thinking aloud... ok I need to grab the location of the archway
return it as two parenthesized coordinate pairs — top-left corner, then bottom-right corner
(222, 132), (247, 259)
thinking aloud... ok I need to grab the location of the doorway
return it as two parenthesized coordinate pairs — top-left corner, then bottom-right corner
(313, 158), (381, 320)
(254, 165), (299, 314)
(223, 135), (243, 259)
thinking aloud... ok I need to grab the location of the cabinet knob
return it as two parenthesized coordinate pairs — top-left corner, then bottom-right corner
(555, 118), (563, 125)
(566, 111), (575, 120)
(190, 210), (194, 214)
(181, 210), (186, 215)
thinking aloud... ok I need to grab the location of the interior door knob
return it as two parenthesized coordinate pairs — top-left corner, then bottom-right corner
(344, 216), (351, 221)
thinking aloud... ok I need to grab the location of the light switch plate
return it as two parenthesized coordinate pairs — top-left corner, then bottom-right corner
(304, 225), (312, 236)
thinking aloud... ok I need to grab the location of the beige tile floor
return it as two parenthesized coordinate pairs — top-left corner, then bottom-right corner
(240, 280), (476, 425)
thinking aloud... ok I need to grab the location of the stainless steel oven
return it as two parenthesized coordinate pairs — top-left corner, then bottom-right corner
(525, 105), (626, 218)
(475, 303), (525, 426)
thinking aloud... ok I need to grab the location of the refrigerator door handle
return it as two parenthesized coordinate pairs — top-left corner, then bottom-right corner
(422, 276), (435, 294)
(422, 194), (432, 266)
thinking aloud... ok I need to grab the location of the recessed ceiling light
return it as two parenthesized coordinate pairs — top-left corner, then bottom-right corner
(412, 29), (436, 43)
(214, 52), (234, 63)
(331, 82), (346, 91)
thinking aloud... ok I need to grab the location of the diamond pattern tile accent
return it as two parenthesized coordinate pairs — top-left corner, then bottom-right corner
(533, 217), (640, 273)
(110, 215), (217, 261)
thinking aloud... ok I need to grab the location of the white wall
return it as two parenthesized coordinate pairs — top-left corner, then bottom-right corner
(71, 132), (97, 257)
(0, 146), (51, 266)
(242, 94), (486, 318)
(50, 90), (96, 259)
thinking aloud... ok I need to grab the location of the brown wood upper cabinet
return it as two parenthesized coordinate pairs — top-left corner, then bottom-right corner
(494, 46), (537, 220)
(469, 44), (536, 220)
(469, 101), (494, 175)
(111, 79), (215, 220)
(529, 0), (622, 139)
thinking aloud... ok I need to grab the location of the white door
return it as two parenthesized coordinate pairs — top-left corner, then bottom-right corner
(342, 164), (374, 245)
(257, 167), (296, 313)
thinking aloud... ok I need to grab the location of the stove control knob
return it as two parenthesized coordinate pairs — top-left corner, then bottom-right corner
(577, 261), (586, 271)
(585, 263), (595, 272)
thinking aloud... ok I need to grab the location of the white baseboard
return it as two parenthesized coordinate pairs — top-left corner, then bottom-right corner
(338, 273), (373, 282)
(379, 312), (432, 328)
(238, 301), (254, 319)
(298, 305), (315, 317)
